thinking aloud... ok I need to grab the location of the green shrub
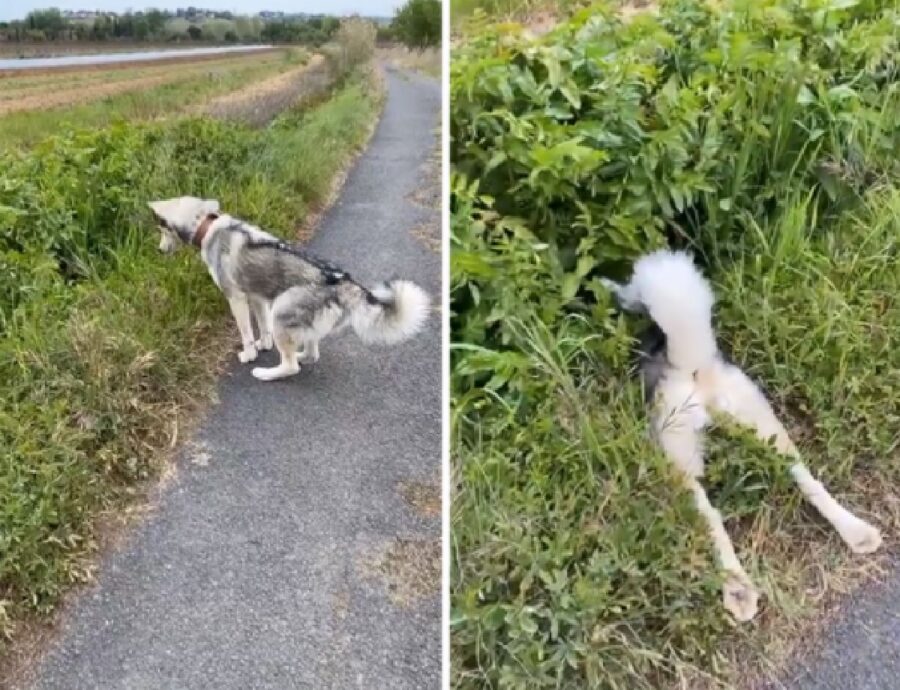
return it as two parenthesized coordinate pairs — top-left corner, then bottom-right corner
(0, 119), (253, 323)
(452, 0), (898, 337)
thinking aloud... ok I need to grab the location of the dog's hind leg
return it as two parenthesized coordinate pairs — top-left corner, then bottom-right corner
(297, 338), (320, 364)
(655, 396), (760, 622)
(251, 326), (300, 381)
(687, 476), (760, 621)
(228, 295), (258, 363)
(713, 363), (882, 555)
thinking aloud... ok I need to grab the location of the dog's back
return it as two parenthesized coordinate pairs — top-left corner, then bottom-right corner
(204, 219), (343, 301)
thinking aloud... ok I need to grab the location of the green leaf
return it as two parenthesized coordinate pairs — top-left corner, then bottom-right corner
(561, 273), (581, 301)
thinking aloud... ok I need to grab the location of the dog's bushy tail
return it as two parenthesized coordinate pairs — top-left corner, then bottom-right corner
(350, 279), (430, 345)
(629, 250), (717, 372)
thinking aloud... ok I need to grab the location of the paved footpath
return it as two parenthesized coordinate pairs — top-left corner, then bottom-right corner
(27, 67), (441, 690)
(763, 558), (900, 690)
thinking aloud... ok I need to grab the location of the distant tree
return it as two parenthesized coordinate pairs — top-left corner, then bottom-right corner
(322, 16), (340, 35)
(187, 25), (202, 40)
(376, 25), (395, 43)
(224, 29), (238, 42)
(133, 16), (150, 40)
(91, 15), (113, 40)
(392, 0), (440, 49)
(25, 8), (65, 40)
(146, 9), (167, 36)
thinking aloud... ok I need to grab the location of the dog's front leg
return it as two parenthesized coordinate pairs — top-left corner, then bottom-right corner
(714, 364), (882, 555)
(228, 295), (258, 363)
(251, 299), (273, 351)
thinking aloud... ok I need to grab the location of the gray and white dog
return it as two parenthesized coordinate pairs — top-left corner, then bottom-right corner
(149, 196), (430, 381)
(603, 250), (881, 622)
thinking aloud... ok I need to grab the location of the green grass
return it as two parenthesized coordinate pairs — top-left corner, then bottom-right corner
(0, 49), (309, 150)
(0, 69), (382, 645)
(451, 0), (899, 686)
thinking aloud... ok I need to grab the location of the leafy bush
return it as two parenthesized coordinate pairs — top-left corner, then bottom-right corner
(451, 0), (900, 686)
(0, 119), (253, 324)
(452, 0), (897, 336)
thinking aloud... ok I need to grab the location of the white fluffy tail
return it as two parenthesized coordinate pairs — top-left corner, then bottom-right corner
(351, 279), (430, 345)
(627, 250), (718, 372)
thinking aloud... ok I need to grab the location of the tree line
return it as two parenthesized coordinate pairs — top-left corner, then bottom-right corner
(0, 9), (339, 45)
(0, 1), (441, 48)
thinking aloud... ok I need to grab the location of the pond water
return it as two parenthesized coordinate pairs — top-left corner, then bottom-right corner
(0, 45), (274, 71)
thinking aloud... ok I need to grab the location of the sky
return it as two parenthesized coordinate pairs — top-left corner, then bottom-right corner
(0, 1), (404, 21)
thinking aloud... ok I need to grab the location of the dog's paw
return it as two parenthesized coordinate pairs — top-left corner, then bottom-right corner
(297, 351), (319, 364)
(722, 572), (759, 622)
(840, 518), (882, 554)
(255, 335), (273, 351)
(238, 346), (259, 363)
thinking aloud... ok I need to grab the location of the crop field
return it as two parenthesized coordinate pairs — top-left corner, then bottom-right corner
(0, 41), (191, 58)
(0, 48), (318, 148)
(0, 22), (380, 657)
(450, 0), (898, 688)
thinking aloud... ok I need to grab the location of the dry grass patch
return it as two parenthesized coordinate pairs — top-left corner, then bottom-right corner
(399, 477), (442, 518)
(378, 45), (441, 77)
(360, 538), (442, 606)
(199, 54), (336, 127)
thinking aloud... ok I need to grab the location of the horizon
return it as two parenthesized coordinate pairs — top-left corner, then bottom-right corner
(0, 2), (403, 22)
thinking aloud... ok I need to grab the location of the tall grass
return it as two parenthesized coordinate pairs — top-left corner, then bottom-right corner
(322, 17), (377, 81)
(0, 70), (382, 644)
(379, 45), (442, 78)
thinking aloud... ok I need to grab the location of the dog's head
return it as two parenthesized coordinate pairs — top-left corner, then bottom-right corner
(148, 196), (220, 254)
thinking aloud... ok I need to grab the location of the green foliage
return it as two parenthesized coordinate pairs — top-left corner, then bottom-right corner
(0, 118), (251, 322)
(0, 72), (380, 643)
(451, 0), (900, 686)
(393, 0), (443, 48)
(453, 0), (897, 295)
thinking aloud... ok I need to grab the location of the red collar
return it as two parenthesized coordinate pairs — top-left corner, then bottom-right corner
(193, 213), (219, 247)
